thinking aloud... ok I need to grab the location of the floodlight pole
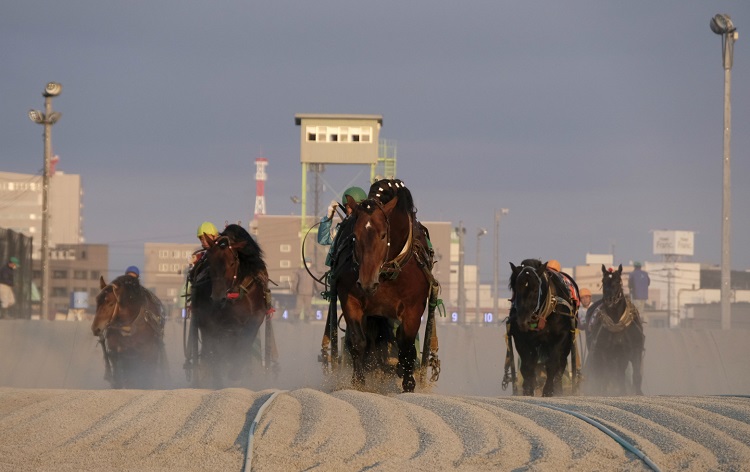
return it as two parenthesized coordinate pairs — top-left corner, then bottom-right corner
(711, 14), (737, 330)
(475, 228), (487, 320)
(492, 208), (509, 318)
(456, 222), (466, 322)
(29, 83), (62, 321)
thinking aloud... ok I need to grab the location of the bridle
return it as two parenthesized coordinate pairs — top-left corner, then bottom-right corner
(353, 199), (415, 280)
(210, 236), (258, 300)
(602, 273), (624, 309)
(513, 266), (544, 316)
(97, 283), (161, 338)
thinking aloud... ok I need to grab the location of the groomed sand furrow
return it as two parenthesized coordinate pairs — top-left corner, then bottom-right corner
(399, 394), (564, 470)
(390, 395), (464, 467)
(331, 390), (422, 469)
(1, 389), (748, 471)
(253, 388), (366, 470)
(467, 397), (646, 470)
(530, 396), (687, 468)
(618, 396), (750, 470)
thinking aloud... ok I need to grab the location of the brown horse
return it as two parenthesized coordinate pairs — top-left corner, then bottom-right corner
(585, 264), (645, 395)
(334, 186), (439, 393)
(186, 224), (275, 388)
(92, 275), (166, 389)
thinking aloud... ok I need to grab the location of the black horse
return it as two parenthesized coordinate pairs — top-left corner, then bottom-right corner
(585, 264), (645, 395)
(505, 259), (579, 396)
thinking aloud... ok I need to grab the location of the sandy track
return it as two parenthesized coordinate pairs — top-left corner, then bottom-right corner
(1, 388), (748, 472)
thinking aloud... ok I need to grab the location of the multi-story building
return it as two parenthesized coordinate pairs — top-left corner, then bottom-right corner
(33, 244), (108, 319)
(143, 242), (196, 319)
(0, 170), (84, 259)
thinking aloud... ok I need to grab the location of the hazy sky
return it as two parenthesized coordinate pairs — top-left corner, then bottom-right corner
(2, 1), (749, 280)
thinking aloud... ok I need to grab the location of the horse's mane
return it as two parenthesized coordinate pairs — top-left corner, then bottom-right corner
(368, 178), (415, 216)
(220, 223), (267, 277)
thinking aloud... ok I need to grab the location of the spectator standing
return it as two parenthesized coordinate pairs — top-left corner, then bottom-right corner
(0, 257), (19, 319)
(628, 262), (650, 313)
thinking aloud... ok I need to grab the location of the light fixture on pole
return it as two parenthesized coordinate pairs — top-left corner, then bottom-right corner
(710, 14), (737, 330)
(28, 82), (62, 321)
(492, 208), (509, 318)
(456, 221), (466, 323)
(475, 227), (487, 320)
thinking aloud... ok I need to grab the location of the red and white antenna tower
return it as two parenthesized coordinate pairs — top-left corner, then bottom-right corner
(254, 157), (268, 219)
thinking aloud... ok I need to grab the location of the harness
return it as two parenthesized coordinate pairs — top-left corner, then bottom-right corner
(596, 296), (637, 333)
(512, 268), (576, 331)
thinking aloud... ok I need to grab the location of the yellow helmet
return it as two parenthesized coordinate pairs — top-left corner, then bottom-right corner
(197, 221), (218, 237)
(547, 259), (561, 272)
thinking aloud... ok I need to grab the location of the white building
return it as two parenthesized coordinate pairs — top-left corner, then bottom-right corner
(0, 170), (83, 258)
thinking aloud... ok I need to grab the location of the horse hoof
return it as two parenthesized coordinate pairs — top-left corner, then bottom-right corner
(402, 377), (416, 393)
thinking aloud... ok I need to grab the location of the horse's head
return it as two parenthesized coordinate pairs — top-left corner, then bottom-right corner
(352, 197), (401, 295)
(509, 259), (547, 332)
(601, 264), (624, 307)
(91, 275), (142, 338)
(204, 235), (245, 306)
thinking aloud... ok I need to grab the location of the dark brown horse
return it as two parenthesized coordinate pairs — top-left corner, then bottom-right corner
(333, 184), (439, 393)
(186, 224), (275, 388)
(505, 259), (579, 396)
(92, 275), (166, 389)
(585, 264), (645, 395)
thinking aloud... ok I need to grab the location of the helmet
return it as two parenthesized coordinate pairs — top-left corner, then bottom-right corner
(547, 259), (561, 272)
(580, 288), (592, 297)
(342, 187), (366, 205)
(9, 257), (19, 267)
(633, 261), (642, 268)
(125, 266), (140, 277)
(197, 221), (218, 237)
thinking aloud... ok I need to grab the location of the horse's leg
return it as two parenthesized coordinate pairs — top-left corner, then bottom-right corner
(542, 350), (562, 397)
(347, 320), (367, 388)
(631, 335), (645, 395)
(518, 344), (538, 396)
(397, 319), (419, 393)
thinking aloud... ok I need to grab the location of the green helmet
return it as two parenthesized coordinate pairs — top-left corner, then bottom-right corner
(197, 221), (218, 237)
(342, 187), (366, 204)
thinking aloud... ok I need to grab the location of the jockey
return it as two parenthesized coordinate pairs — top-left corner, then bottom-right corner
(188, 221), (219, 287)
(318, 186), (366, 267)
(546, 259), (579, 310)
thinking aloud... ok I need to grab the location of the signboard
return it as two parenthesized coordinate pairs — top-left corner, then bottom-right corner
(653, 230), (694, 256)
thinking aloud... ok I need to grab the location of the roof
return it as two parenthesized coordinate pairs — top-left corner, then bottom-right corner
(294, 113), (383, 126)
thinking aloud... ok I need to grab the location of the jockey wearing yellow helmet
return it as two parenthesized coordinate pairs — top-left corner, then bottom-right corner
(197, 221), (219, 249)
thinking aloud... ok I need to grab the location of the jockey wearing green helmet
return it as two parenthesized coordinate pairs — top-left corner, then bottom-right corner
(341, 186), (367, 206)
(318, 186), (366, 267)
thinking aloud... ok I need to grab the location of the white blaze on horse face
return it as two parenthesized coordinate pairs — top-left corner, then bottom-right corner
(365, 221), (372, 230)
